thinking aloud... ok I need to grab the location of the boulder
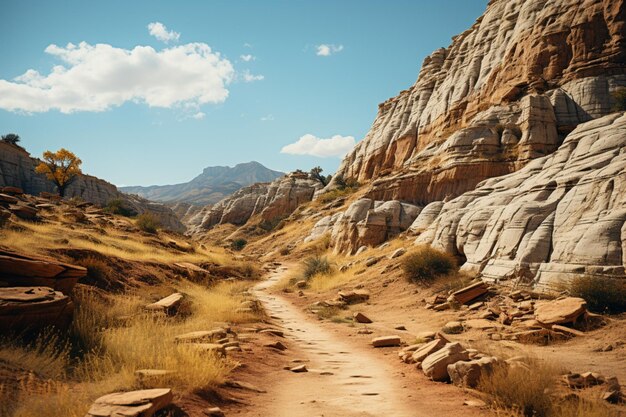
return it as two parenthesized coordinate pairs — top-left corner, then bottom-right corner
(535, 297), (587, 325)
(422, 342), (470, 381)
(0, 286), (74, 330)
(447, 356), (502, 388)
(8, 204), (37, 219)
(442, 321), (464, 334)
(86, 388), (173, 417)
(371, 335), (401, 347)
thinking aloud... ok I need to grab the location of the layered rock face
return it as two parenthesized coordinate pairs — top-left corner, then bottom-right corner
(0, 142), (185, 232)
(307, 198), (421, 254)
(331, 0), (626, 205)
(187, 172), (322, 234)
(414, 113), (626, 288)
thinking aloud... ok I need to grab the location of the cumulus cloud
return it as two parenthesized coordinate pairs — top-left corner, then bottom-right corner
(191, 111), (205, 120)
(0, 40), (234, 113)
(148, 22), (180, 43)
(260, 114), (274, 121)
(240, 54), (255, 62)
(316, 44), (343, 56)
(281, 134), (355, 157)
(242, 70), (264, 82)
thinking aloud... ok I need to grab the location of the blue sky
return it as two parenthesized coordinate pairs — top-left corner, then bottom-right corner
(0, 0), (488, 186)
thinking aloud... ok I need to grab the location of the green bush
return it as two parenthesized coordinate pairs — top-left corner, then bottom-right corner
(230, 238), (247, 251)
(104, 198), (136, 217)
(136, 213), (160, 234)
(569, 276), (626, 314)
(302, 256), (331, 280)
(402, 246), (457, 284)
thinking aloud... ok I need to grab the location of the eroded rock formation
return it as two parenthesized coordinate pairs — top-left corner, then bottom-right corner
(330, 0), (626, 205)
(415, 113), (626, 288)
(187, 172), (322, 234)
(307, 198), (421, 254)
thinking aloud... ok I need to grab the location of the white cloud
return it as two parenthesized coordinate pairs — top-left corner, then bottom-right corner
(0, 41), (234, 113)
(281, 134), (355, 157)
(316, 44), (343, 56)
(243, 43), (253, 48)
(191, 111), (205, 119)
(260, 114), (274, 121)
(148, 22), (180, 43)
(242, 70), (264, 82)
(240, 54), (255, 62)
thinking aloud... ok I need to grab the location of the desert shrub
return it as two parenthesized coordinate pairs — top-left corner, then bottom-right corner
(75, 256), (114, 288)
(302, 255), (331, 280)
(611, 87), (626, 112)
(136, 213), (160, 234)
(238, 261), (260, 280)
(569, 275), (626, 314)
(230, 238), (247, 251)
(104, 198), (136, 217)
(478, 358), (560, 417)
(402, 246), (457, 284)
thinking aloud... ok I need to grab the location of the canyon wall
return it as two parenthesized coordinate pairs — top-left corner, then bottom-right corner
(332, 0), (626, 206)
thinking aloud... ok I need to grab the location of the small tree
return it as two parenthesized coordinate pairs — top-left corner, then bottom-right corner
(310, 166), (328, 186)
(35, 148), (82, 197)
(1, 133), (20, 145)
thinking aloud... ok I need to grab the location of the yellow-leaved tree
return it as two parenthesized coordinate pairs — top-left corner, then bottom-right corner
(35, 148), (82, 197)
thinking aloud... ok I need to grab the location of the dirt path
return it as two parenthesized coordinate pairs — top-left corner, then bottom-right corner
(245, 265), (488, 417)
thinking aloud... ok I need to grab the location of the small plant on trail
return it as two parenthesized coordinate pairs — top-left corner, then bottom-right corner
(402, 246), (457, 284)
(230, 238), (247, 251)
(569, 275), (626, 314)
(302, 255), (331, 280)
(136, 213), (160, 234)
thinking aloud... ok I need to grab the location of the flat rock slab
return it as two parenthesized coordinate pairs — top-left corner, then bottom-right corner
(422, 342), (469, 381)
(452, 282), (488, 305)
(264, 341), (287, 350)
(146, 293), (183, 312)
(174, 262), (209, 273)
(0, 286), (73, 330)
(371, 335), (401, 347)
(535, 297), (587, 325)
(174, 329), (226, 343)
(86, 388), (172, 417)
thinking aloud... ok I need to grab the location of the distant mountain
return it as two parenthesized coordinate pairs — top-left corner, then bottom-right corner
(120, 161), (284, 206)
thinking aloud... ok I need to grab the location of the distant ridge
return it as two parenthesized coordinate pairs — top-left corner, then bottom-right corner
(121, 161), (284, 205)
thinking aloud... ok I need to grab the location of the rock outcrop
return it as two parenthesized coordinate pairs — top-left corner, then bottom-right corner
(187, 172), (321, 234)
(306, 198), (421, 254)
(0, 142), (185, 232)
(329, 0), (626, 206)
(415, 113), (626, 287)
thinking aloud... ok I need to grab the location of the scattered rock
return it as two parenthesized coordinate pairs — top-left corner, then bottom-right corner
(412, 338), (447, 365)
(353, 312), (373, 323)
(86, 388), (173, 417)
(264, 341), (287, 351)
(0, 286), (73, 331)
(204, 407), (225, 417)
(296, 280), (307, 289)
(338, 289), (370, 304)
(290, 365), (308, 373)
(452, 282), (488, 305)
(364, 257), (380, 267)
(535, 297), (587, 325)
(371, 335), (401, 347)
(442, 321), (464, 334)
(422, 342), (470, 381)
(448, 356), (501, 388)
(389, 248), (406, 259)
(394, 325), (407, 331)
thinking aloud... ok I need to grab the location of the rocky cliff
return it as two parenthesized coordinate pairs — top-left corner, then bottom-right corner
(0, 142), (185, 232)
(121, 161), (284, 206)
(414, 113), (626, 288)
(187, 172), (322, 234)
(331, 0), (626, 206)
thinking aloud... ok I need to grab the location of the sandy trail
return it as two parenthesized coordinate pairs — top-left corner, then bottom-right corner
(250, 265), (422, 417)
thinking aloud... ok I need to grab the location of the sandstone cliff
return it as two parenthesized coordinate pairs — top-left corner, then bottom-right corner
(414, 113), (626, 288)
(331, 0), (626, 205)
(0, 142), (185, 232)
(187, 172), (322, 234)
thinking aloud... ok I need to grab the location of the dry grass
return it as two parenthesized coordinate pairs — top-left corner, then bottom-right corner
(1, 278), (258, 417)
(402, 245), (458, 284)
(0, 221), (229, 265)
